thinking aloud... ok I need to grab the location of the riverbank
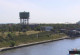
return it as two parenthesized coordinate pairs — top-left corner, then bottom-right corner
(0, 31), (67, 47)
(0, 36), (70, 52)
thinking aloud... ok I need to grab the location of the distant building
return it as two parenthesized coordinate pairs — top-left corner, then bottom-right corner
(29, 24), (39, 30)
(40, 26), (53, 31)
(76, 21), (80, 24)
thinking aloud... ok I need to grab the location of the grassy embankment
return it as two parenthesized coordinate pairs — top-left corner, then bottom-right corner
(0, 31), (67, 48)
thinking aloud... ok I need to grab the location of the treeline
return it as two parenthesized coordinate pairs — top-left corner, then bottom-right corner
(39, 24), (80, 30)
(0, 24), (80, 32)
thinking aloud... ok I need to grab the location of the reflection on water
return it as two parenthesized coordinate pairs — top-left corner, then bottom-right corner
(0, 38), (80, 55)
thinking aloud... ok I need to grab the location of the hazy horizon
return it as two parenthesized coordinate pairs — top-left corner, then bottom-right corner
(0, 0), (80, 23)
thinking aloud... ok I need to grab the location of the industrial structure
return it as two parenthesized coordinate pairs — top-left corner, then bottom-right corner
(19, 11), (30, 31)
(19, 11), (30, 25)
(40, 26), (53, 31)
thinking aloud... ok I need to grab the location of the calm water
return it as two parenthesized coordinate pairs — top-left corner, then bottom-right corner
(0, 38), (80, 55)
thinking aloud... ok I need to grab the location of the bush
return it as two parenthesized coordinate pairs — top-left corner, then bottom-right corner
(9, 41), (15, 47)
(0, 36), (4, 42)
(6, 33), (16, 41)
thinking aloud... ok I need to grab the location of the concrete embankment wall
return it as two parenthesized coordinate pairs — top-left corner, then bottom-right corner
(0, 37), (70, 52)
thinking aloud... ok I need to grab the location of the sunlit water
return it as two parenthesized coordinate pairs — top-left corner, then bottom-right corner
(0, 38), (80, 55)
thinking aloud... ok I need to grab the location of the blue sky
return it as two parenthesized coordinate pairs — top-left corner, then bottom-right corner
(0, 0), (80, 23)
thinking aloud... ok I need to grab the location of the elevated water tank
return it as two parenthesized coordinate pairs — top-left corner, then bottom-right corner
(19, 12), (29, 19)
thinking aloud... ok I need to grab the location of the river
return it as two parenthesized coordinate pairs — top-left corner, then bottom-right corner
(0, 38), (80, 55)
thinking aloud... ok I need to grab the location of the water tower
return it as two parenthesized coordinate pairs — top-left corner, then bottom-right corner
(19, 11), (30, 25)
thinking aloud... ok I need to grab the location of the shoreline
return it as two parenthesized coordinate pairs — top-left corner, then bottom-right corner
(0, 36), (70, 52)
